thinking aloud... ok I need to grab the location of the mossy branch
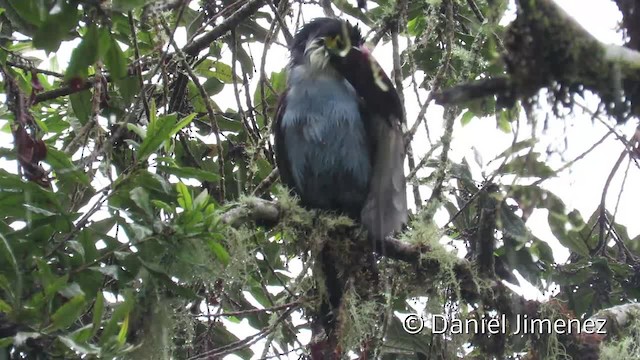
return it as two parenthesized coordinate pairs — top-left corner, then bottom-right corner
(219, 196), (481, 303)
(433, 0), (640, 122)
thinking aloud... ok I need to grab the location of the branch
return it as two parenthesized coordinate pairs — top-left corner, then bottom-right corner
(160, 17), (227, 202)
(590, 302), (640, 336)
(220, 197), (280, 226)
(6, 60), (64, 78)
(433, 0), (640, 122)
(432, 77), (510, 106)
(218, 196), (481, 303)
(183, 0), (266, 56)
(199, 299), (302, 319)
(34, 77), (97, 104)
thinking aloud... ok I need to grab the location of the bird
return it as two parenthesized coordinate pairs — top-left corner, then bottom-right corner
(272, 16), (408, 333)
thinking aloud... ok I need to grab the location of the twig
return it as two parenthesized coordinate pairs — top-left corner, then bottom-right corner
(251, 168), (279, 197)
(531, 130), (614, 186)
(596, 149), (627, 254)
(220, 197), (280, 225)
(200, 299), (302, 319)
(466, 0), (485, 22)
(267, 0), (293, 46)
(319, 0), (336, 18)
(129, 10), (151, 122)
(186, 0), (243, 44)
(424, 106), (457, 217)
(405, 0), (455, 146)
(6, 60), (64, 78)
(160, 17), (227, 202)
(230, 32), (259, 146)
(607, 153), (633, 261)
(188, 307), (295, 359)
(405, 141), (442, 181)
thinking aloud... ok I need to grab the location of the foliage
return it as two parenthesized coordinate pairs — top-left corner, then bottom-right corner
(0, 0), (638, 359)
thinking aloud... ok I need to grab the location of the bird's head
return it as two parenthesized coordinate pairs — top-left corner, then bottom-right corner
(290, 17), (364, 70)
(289, 18), (392, 94)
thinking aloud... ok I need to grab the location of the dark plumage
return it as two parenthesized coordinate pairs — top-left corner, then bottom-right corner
(274, 17), (407, 242)
(273, 17), (408, 331)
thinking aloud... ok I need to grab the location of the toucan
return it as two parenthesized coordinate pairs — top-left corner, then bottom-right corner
(273, 16), (408, 334)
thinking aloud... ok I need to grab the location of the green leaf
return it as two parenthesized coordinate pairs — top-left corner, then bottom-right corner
(176, 182), (192, 210)
(43, 274), (69, 300)
(207, 239), (230, 265)
(530, 238), (555, 264)
(116, 77), (139, 104)
(50, 295), (86, 330)
(151, 200), (174, 214)
(0, 337), (14, 348)
(7, 0), (44, 26)
(493, 139), (536, 161)
(548, 210), (591, 257)
(117, 314), (129, 345)
(499, 153), (555, 178)
(58, 335), (99, 355)
(137, 113), (178, 160)
(498, 204), (529, 245)
(497, 110), (511, 132)
(193, 189), (209, 209)
(32, 3), (79, 52)
(130, 187), (153, 218)
(91, 292), (104, 337)
(235, 46), (254, 75)
(0, 234), (20, 293)
(69, 90), (92, 125)
(460, 110), (475, 125)
(564, 230), (591, 256)
(99, 291), (134, 345)
(138, 260), (199, 299)
(59, 283), (85, 298)
(46, 147), (90, 185)
(0, 298), (12, 312)
(171, 113), (196, 136)
(157, 165), (220, 182)
(66, 25), (100, 80)
(202, 77), (224, 96)
(103, 34), (128, 79)
(113, 0), (149, 11)
(89, 265), (120, 280)
(211, 62), (235, 83)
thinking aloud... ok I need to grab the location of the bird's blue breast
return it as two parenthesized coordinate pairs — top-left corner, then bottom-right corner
(280, 66), (371, 216)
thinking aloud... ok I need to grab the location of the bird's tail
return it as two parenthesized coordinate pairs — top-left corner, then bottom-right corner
(309, 240), (345, 360)
(319, 242), (344, 331)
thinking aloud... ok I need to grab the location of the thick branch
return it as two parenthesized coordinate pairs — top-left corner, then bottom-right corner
(434, 0), (640, 122)
(220, 197), (280, 226)
(34, 77), (96, 104)
(183, 0), (266, 56)
(220, 196), (480, 303)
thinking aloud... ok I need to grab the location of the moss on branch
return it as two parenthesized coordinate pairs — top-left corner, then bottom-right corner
(434, 0), (640, 122)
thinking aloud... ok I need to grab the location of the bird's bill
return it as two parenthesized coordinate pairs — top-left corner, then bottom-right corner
(330, 45), (390, 92)
(323, 22), (352, 57)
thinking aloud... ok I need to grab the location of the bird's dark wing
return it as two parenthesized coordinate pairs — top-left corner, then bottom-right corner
(361, 112), (407, 244)
(331, 48), (408, 243)
(273, 89), (296, 192)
